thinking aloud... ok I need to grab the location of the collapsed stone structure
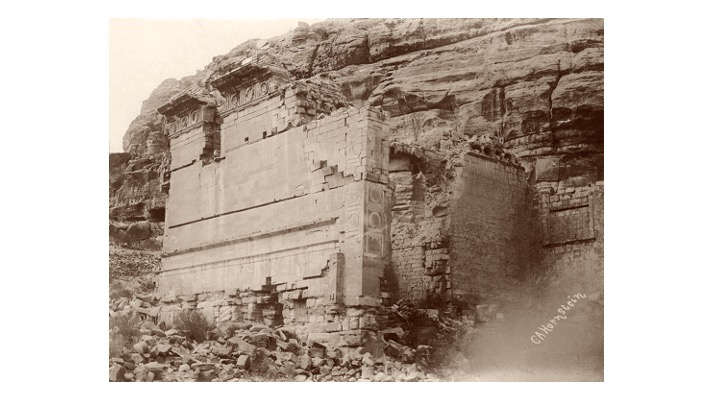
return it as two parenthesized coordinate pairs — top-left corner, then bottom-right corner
(111, 18), (604, 356)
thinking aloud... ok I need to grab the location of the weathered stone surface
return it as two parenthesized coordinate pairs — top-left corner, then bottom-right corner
(145, 362), (165, 373)
(236, 354), (249, 369)
(210, 343), (233, 358)
(191, 363), (215, 372)
(133, 341), (148, 354)
(361, 365), (374, 379)
(164, 328), (180, 336)
(299, 354), (311, 370)
(228, 337), (257, 354)
(109, 365), (126, 382)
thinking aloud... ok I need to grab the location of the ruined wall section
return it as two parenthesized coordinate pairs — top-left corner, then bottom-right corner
(386, 138), (530, 309)
(165, 108), (220, 171)
(534, 182), (603, 300)
(388, 155), (448, 304)
(528, 181), (604, 362)
(447, 152), (530, 306)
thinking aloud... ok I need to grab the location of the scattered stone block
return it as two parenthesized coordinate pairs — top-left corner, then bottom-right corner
(145, 362), (165, 373)
(361, 365), (374, 379)
(228, 337), (257, 354)
(133, 341), (149, 354)
(299, 354), (311, 370)
(109, 365), (126, 382)
(236, 355), (250, 369)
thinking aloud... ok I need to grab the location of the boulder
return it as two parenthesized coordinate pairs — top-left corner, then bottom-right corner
(299, 354), (311, 370)
(133, 341), (149, 354)
(164, 328), (180, 336)
(109, 365), (126, 382)
(145, 362), (165, 373)
(361, 365), (374, 379)
(236, 354), (250, 369)
(228, 336), (257, 354)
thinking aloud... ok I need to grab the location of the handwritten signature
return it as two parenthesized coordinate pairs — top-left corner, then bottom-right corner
(530, 293), (587, 344)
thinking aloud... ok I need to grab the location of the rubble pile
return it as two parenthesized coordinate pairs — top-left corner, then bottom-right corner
(109, 247), (159, 300)
(109, 319), (447, 382)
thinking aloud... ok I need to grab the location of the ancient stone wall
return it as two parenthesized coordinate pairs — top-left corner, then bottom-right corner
(387, 154), (446, 304)
(386, 143), (532, 310)
(535, 182), (604, 299)
(158, 68), (392, 316)
(448, 152), (530, 306)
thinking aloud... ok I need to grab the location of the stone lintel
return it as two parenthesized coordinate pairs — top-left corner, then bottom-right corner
(158, 92), (215, 118)
(210, 63), (290, 96)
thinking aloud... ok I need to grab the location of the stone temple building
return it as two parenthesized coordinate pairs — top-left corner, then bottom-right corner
(154, 61), (603, 347)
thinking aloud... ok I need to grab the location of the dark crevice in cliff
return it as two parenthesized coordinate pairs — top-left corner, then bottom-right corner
(357, 19), (559, 73)
(361, 34), (371, 65)
(547, 63), (563, 154)
(306, 44), (321, 79)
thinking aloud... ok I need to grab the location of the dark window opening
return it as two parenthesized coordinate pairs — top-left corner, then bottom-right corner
(262, 131), (267, 139)
(244, 137), (249, 142)
(147, 207), (166, 222)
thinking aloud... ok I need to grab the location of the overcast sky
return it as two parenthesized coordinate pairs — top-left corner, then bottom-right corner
(109, 19), (326, 152)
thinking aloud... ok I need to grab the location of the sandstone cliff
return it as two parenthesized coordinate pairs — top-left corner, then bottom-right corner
(114, 18), (602, 183)
(111, 17), (603, 282)
(131, 19), (602, 164)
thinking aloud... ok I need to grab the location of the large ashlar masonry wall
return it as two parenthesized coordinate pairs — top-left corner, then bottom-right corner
(387, 149), (531, 309)
(156, 67), (396, 346)
(448, 153), (530, 305)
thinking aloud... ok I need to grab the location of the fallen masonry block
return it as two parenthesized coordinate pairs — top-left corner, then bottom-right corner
(210, 344), (233, 358)
(309, 343), (326, 358)
(191, 363), (216, 372)
(236, 355), (250, 369)
(109, 365), (126, 382)
(145, 362), (165, 373)
(299, 354), (312, 370)
(228, 337), (257, 354)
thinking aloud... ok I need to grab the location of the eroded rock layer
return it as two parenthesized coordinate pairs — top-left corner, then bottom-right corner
(120, 18), (602, 176)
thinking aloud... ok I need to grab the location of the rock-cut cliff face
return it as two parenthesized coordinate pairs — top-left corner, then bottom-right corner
(110, 17), (603, 276)
(117, 17), (602, 171)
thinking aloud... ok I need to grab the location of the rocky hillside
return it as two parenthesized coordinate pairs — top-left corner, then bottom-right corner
(111, 18), (603, 248)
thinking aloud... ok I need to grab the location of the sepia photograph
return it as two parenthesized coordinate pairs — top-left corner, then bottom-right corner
(108, 17), (604, 382)
(8, 0), (720, 403)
